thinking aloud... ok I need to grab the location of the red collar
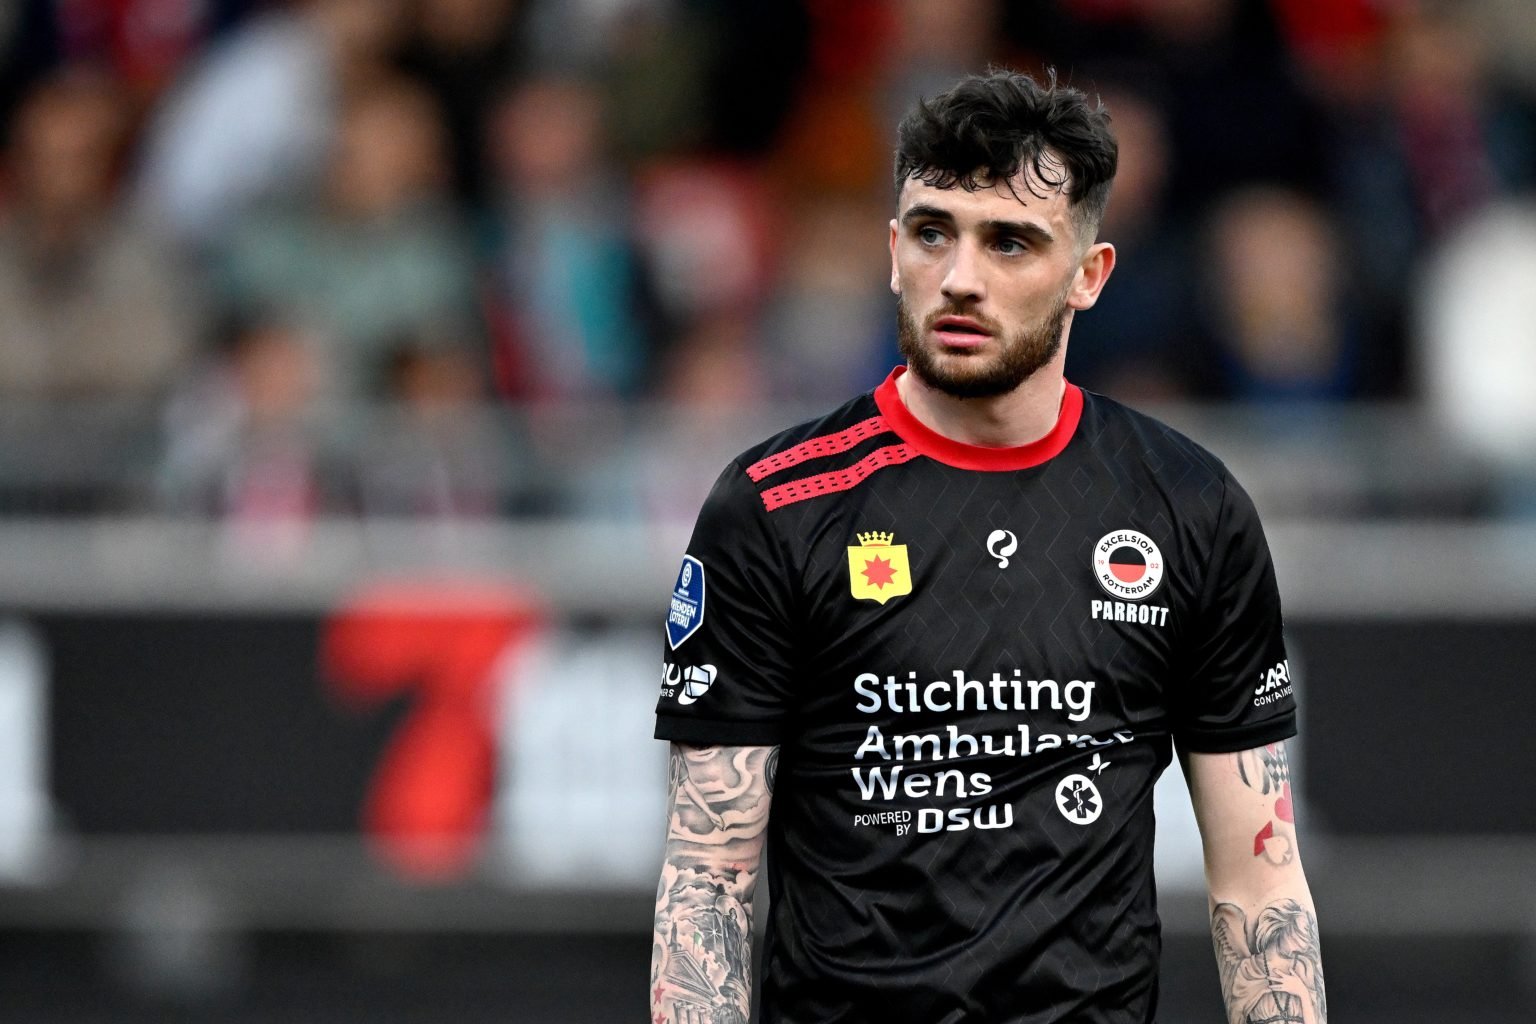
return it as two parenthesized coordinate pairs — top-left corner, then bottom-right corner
(873, 366), (1083, 471)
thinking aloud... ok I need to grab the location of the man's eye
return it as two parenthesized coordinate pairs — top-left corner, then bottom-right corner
(997, 238), (1026, 255)
(917, 227), (946, 245)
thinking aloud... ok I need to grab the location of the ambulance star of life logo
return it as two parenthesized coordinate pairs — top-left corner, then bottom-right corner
(847, 531), (913, 605)
(1056, 773), (1103, 825)
(1092, 529), (1165, 601)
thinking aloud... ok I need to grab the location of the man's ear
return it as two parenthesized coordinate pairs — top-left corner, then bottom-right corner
(889, 218), (901, 295)
(1067, 242), (1116, 311)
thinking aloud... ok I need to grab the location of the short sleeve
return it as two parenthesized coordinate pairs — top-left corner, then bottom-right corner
(1174, 473), (1298, 753)
(654, 460), (799, 746)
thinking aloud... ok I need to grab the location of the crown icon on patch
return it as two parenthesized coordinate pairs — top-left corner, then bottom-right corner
(856, 531), (895, 546)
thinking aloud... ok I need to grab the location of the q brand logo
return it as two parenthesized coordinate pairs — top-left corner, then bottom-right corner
(1093, 530), (1165, 601)
(848, 531), (912, 604)
(986, 529), (1019, 568)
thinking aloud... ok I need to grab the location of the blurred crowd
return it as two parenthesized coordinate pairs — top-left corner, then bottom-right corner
(2, 0), (1536, 519)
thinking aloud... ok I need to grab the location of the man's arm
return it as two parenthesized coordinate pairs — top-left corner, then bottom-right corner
(651, 743), (776, 1024)
(1184, 739), (1327, 1024)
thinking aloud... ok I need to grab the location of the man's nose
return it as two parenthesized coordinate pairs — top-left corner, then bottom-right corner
(941, 239), (985, 304)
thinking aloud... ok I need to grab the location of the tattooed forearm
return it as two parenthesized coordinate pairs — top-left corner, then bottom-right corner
(652, 744), (776, 1024)
(670, 748), (726, 830)
(1211, 899), (1327, 1024)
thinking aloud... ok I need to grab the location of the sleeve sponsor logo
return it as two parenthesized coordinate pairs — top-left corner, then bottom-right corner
(678, 664), (717, 705)
(1254, 658), (1293, 707)
(660, 661), (718, 704)
(1093, 530), (1164, 601)
(847, 531), (912, 604)
(665, 555), (706, 649)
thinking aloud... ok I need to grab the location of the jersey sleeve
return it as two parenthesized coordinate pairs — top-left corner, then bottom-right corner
(654, 460), (799, 746)
(1173, 472), (1298, 753)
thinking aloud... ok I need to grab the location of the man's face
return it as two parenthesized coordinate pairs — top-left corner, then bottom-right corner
(889, 167), (1107, 399)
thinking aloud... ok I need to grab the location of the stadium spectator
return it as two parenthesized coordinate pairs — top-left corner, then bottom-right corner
(767, 0), (891, 199)
(1058, 80), (1202, 400)
(0, 68), (200, 401)
(352, 342), (519, 518)
(1267, 0), (1386, 93)
(1417, 197), (1536, 516)
(157, 316), (352, 541)
(396, 0), (529, 206)
(0, 1), (62, 132)
(1324, 4), (1536, 392)
(5, 0), (1524, 520)
(598, 2), (716, 163)
(525, 0), (809, 159)
(133, 0), (408, 251)
(1198, 186), (1359, 401)
(482, 74), (660, 399)
(1176, 1), (1326, 205)
(48, 0), (259, 104)
(1027, 0), (1328, 218)
(1467, 0), (1536, 98)
(216, 75), (479, 397)
(758, 196), (893, 403)
(883, 0), (1000, 129)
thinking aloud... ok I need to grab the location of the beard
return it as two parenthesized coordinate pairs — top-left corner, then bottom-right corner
(896, 288), (1070, 400)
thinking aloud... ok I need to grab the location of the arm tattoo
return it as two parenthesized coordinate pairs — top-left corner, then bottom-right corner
(1236, 742), (1297, 864)
(1236, 743), (1289, 796)
(1211, 900), (1327, 1024)
(652, 745), (775, 1024)
(669, 748), (726, 831)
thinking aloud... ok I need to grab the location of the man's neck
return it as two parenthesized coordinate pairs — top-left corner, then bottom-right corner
(894, 363), (1069, 449)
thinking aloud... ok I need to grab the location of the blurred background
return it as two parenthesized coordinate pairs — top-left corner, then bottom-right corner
(0, 0), (1533, 1021)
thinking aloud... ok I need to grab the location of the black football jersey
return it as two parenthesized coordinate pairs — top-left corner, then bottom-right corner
(655, 367), (1297, 1024)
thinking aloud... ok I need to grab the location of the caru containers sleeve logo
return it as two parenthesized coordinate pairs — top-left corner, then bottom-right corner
(666, 555), (706, 649)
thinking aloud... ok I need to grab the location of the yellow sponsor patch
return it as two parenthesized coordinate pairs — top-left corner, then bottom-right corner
(847, 531), (912, 604)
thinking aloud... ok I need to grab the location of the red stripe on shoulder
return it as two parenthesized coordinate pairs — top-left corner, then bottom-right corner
(744, 415), (892, 483)
(760, 443), (918, 511)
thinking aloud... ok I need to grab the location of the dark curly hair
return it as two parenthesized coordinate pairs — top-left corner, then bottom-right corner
(894, 68), (1118, 244)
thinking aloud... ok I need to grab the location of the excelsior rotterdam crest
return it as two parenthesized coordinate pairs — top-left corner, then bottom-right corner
(847, 531), (912, 604)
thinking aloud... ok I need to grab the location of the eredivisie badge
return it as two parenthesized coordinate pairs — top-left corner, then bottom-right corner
(848, 531), (912, 604)
(666, 555), (706, 649)
(1093, 530), (1164, 601)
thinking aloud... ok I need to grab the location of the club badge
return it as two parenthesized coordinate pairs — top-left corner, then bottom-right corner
(848, 531), (912, 604)
(1092, 530), (1164, 601)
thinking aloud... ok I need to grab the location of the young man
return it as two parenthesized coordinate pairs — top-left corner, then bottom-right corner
(651, 69), (1325, 1024)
